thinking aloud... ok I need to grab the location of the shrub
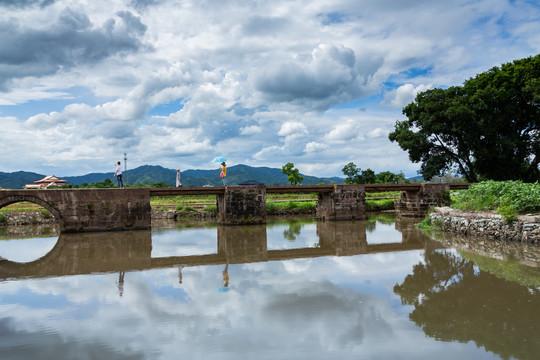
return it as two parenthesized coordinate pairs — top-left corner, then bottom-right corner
(0, 213), (7, 225)
(42, 209), (52, 219)
(202, 205), (217, 213)
(452, 180), (540, 219)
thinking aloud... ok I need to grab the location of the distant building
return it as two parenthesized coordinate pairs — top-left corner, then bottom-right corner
(24, 175), (68, 189)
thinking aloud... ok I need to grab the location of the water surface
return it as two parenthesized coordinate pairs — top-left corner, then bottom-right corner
(0, 214), (538, 359)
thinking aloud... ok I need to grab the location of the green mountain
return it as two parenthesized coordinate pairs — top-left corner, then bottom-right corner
(0, 171), (44, 189)
(0, 165), (344, 189)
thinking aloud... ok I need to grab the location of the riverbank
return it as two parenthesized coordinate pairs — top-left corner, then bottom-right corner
(429, 206), (540, 244)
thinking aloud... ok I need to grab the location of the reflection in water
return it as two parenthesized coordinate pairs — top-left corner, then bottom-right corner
(0, 217), (437, 280)
(116, 271), (125, 297)
(0, 215), (538, 359)
(394, 249), (540, 360)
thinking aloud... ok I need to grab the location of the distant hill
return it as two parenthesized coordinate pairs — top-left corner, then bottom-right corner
(0, 164), (344, 189)
(0, 171), (45, 189)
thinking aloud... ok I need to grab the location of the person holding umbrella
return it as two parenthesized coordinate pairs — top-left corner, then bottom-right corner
(212, 157), (228, 186)
(220, 162), (227, 186)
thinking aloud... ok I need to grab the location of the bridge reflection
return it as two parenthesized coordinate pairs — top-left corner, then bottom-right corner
(0, 218), (439, 280)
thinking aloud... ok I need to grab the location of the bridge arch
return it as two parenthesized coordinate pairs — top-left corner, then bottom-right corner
(0, 193), (64, 228)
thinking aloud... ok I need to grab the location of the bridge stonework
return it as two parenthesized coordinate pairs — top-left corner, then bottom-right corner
(0, 189), (151, 233)
(217, 186), (267, 225)
(394, 183), (451, 217)
(317, 184), (366, 221)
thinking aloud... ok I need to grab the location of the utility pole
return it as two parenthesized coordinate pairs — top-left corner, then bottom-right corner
(123, 152), (128, 186)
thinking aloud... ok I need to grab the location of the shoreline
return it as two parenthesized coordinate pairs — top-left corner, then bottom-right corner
(429, 206), (540, 244)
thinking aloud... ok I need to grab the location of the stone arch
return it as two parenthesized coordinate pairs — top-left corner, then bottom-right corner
(0, 193), (64, 229)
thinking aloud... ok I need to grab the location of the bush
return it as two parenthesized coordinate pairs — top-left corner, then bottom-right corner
(202, 205), (217, 213)
(452, 180), (540, 214)
(365, 199), (395, 211)
(452, 180), (540, 220)
(0, 213), (7, 225)
(42, 209), (52, 219)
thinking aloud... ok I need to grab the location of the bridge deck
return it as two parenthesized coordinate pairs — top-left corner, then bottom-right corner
(149, 183), (470, 196)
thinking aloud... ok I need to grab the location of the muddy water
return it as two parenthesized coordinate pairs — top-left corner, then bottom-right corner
(0, 214), (538, 360)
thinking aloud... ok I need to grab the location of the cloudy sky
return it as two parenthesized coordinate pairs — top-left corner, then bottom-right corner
(1, 0), (539, 177)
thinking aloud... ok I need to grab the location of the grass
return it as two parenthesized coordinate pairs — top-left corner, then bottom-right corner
(451, 180), (540, 221)
(266, 201), (316, 214)
(365, 198), (395, 211)
(0, 202), (44, 212)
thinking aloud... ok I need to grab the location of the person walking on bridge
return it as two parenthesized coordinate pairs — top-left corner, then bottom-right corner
(220, 162), (227, 186)
(114, 161), (124, 188)
(176, 169), (182, 187)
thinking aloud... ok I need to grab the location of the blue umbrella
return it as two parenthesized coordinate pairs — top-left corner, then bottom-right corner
(212, 157), (227, 163)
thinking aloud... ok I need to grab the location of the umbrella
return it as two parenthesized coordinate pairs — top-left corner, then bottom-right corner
(212, 157), (227, 163)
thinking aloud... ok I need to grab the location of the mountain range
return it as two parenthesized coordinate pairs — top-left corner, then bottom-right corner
(0, 164), (345, 189)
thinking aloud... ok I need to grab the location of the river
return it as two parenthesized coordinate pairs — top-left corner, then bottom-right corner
(0, 213), (538, 360)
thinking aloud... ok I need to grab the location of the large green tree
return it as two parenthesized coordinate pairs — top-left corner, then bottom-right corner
(389, 54), (540, 182)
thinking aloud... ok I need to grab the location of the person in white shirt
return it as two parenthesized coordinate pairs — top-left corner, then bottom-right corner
(176, 169), (182, 187)
(114, 161), (124, 188)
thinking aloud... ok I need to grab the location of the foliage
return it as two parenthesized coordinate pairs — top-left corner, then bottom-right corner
(41, 209), (52, 219)
(416, 215), (443, 230)
(75, 178), (116, 188)
(389, 54), (540, 182)
(341, 162), (409, 184)
(0, 213), (6, 225)
(201, 205), (217, 213)
(365, 198), (395, 211)
(452, 181), (540, 218)
(266, 201), (316, 214)
(281, 162), (304, 185)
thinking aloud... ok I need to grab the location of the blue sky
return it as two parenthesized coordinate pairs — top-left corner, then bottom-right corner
(0, 0), (539, 177)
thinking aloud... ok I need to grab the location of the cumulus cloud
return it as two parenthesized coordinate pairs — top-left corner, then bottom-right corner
(254, 44), (367, 110)
(326, 119), (361, 142)
(278, 122), (308, 137)
(0, 8), (147, 89)
(305, 141), (329, 153)
(383, 83), (432, 108)
(240, 125), (262, 135)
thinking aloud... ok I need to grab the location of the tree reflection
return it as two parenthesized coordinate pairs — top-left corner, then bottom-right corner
(394, 250), (540, 360)
(283, 223), (302, 241)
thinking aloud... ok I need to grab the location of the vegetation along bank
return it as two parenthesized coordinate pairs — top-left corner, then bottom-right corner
(422, 181), (540, 244)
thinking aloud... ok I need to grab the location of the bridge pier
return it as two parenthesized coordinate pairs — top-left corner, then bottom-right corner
(217, 186), (267, 225)
(394, 183), (450, 217)
(316, 184), (366, 221)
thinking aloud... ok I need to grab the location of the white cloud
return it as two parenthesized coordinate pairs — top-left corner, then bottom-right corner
(240, 125), (262, 135)
(278, 122), (308, 137)
(304, 141), (329, 153)
(383, 83), (432, 108)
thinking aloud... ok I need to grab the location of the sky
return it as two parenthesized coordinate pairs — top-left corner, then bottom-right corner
(0, 0), (539, 178)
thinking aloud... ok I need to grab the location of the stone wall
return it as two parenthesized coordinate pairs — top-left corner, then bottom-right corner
(0, 189), (152, 233)
(317, 184), (366, 221)
(395, 183), (450, 217)
(430, 207), (540, 244)
(217, 186), (266, 225)
(0, 211), (55, 226)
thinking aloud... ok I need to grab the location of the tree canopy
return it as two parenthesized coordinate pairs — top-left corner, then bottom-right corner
(281, 162), (304, 185)
(341, 162), (408, 184)
(389, 54), (540, 182)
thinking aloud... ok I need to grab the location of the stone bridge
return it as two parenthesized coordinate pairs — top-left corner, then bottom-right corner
(0, 183), (469, 233)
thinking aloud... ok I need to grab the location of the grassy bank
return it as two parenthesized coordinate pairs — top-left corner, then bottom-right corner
(418, 180), (540, 229)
